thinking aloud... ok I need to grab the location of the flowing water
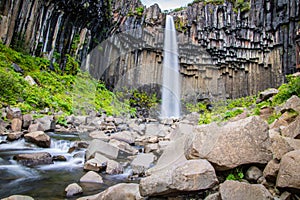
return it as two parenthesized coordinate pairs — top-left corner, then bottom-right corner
(0, 133), (135, 199)
(161, 15), (181, 118)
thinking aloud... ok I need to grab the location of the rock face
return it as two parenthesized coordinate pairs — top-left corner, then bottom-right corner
(276, 150), (300, 191)
(139, 159), (218, 196)
(185, 116), (272, 170)
(13, 152), (53, 166)
(220, 180), (273, 200)
(24, 131), (51, 148)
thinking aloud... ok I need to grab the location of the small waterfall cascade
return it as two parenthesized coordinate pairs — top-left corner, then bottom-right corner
(161, 15), (181, 118)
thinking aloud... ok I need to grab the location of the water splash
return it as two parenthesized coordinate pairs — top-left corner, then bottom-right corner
(161, 15), (181, 118)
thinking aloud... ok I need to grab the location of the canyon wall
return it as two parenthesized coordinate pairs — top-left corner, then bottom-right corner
(0, 0), (299, 101)
(87, 0), (300, 101)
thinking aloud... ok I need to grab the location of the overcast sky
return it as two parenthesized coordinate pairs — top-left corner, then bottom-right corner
(140, 0), (192, 10)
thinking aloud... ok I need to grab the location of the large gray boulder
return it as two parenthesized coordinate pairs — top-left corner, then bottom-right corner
(185, 116), (272, 170)
(24, 131), (51, 148)
(276, 150), (300, 191)
(35, 116), (55, 131)
(270, 134), (300, 160)
(13, 152), (53, 166)
(263, 159), (280, 182)
(109, 139), (138, 155)
(85, 139), (119, 160)
(131, 153), (155, 175)
(110, 131), (135, 144)
(80, 171), (103, 183)
(1, 195), (34, 200)
(220, 180), (273, 200)
(139, 159), (218, 196)
(280, 95), (300, 113)
(281, 116), (300, 139)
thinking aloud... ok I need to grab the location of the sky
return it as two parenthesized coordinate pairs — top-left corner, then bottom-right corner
(140, 0), (192, 11)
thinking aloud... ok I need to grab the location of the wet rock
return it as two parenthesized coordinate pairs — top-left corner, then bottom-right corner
(106, 159), (124, 175)
(80, 171), (103, 183)
(89, 130), (109, 141)
(14, 152), (53, 166)
(220, 180), (273, 200)
(256, 88), (279, 103)
(185, 116), (272, 170)
(85, 139), (119, 160)
(22, 114), (33, 129)
(140, 159), (218, 196)
(1, 195), (34, 200)
(245, 166), (263, 182)
(7, 132), (24, 141)
(84, 153), (109, 172)
(24, 131), (51, 148)
(11, 118), (22, 132)
(35, 116), (55, 131)
(6, 107), (22, 120)
(97, 183), (143, 200)
(65, 183), (83, 197)
(263, 159), (280, 182)
(280, 95), (300, 114)
(131, 153), (155, 175)
(52, 155), (67, 161)
(109, 139), (138, 155)
(276, 150), (300, 191)
(110, 131), (135, 144)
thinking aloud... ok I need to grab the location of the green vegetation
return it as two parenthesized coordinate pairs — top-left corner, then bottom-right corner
(226, 168), (244, 181)
(0, 42), (135, 118)
(127, 7), (144, 17)
(187, 74), (300, 125)
(174, 18), (187, 33)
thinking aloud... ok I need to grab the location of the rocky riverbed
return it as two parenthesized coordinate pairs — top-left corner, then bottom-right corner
(1, 96), (300, 200)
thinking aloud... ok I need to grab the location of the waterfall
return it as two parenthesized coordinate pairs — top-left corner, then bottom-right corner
(161, 15), (181, 118)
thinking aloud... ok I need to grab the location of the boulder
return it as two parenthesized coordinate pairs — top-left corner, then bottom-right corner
(85, 139), (119, 160)
(144, 143), (159, 153)
(204, 193), (221, 200)
(11, 118), (22, 132)
(139, 159), (218, 196)
(35, 116), (55, 131)
(280, 95), (300, 114)
(28, 123), (44, 132)
(263, 159), (280, 182)
(89, 130), (110, 141)
(84, 153), (109, 172)
(13, 152), (53, 166)
(256, 88), (279, 103)
(7, 132), (24, 141)
(220, 180), (273, 200)
(276, 150), (300, 191)
(145, 123), (168, 137)
(131, 153), (155, 175)
(80, 171), (103, 183)
(6, 107), (22, 120)
(270, 134), (300, 160)
(97, 183), (143, 200)
(1, 195), (34, 200)
(185, 116), (272, 170)
(281, 116), (300, 139)
(110, 131), (135, 144)
(109, 139), (138, 155)
(65, 183), (83, 197)
(245, 166), (263, 182)
(22, 114), (33, 129)
(24, 131), (51, 148)
(106, 159), (124, 175)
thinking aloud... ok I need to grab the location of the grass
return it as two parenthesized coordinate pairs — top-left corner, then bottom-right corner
(0, 42), (135, 119)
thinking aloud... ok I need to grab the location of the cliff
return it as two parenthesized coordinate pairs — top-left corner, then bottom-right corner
(86, 0), (300, 101)
(1, 0), (300, 101)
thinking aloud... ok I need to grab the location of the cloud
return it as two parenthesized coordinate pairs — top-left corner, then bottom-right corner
(140, 0), (191, 10)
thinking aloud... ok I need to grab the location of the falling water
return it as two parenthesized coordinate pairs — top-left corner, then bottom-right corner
(161, 15), (181, 118)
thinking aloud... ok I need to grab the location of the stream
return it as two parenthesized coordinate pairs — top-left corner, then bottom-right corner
(0, 133), (136, 199)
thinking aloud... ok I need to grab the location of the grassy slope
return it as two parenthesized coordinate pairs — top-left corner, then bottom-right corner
(0, 43), (134, 117)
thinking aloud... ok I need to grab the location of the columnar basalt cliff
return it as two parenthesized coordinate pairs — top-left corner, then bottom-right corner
(0, 0), (299, 100)
(87, 0), (300, 101)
